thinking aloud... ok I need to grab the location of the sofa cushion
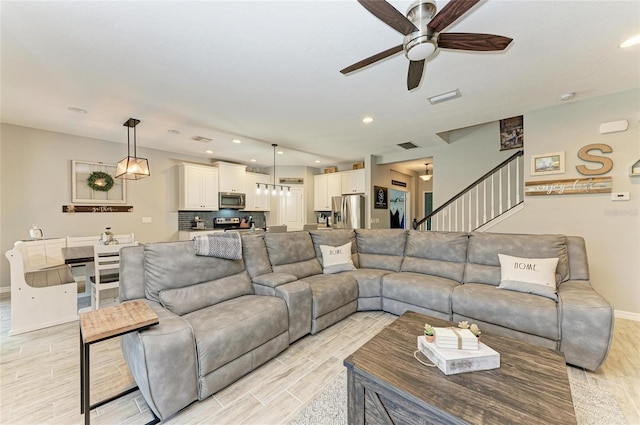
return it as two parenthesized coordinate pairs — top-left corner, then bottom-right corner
(241, 235), (272, 278)
(497, 254), (559, 301)
(144, 241), (246, 303)
(264, 232), (322, 278)
(252, 272), (298, 288)
(342, 268), (392, 298)
(382, 272), (459, 315)
(452, 283), (559, 340)
(310, 229), (359, 268)
(183, 295), (288, 377)
(320, 242), (357, 274)
(464, 232), (569, 286)
(159, 271), (254, 316)
(356, 229), (407, 272)
(300, 274), (358, 318)
(401, 231), (468, 282)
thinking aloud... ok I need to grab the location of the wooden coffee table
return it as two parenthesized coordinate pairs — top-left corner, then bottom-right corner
(344, 311), (576, 425)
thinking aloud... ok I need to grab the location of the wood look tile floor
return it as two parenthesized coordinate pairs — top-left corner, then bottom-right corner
(1, 293), (639, 425)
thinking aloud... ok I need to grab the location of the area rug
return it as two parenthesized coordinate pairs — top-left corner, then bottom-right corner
(288, 371), (625, 425)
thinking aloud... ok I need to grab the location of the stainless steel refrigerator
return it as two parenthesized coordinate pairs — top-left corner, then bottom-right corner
(331, 195), (365, 229)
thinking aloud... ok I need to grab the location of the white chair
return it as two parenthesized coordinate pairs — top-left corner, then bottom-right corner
(90, 242), (138, 310)
(66, 233), (134, 294)
(5, 242), (78, 335)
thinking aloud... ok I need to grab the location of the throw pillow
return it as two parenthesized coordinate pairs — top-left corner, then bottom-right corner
(319, 242), (356, 274)
(497, 254), (559, 301)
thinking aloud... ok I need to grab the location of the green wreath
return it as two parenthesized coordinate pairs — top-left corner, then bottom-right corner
(87, 171), (114, 192)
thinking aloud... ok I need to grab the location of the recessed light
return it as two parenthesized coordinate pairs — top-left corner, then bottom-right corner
(362, 116), (374, 124)
(620, 34), (640, 48)
(560, 92), (575, 101)
(250, 159), (257, 162)
(167, 129), (180, 134)
(205, 150), (213, 154)
(315, 160), (321, 164)
(232, 139), (242, 144)
(68, 107), (87, 114)
(427, 89), (461, 105)
(277, 151), (284, 155)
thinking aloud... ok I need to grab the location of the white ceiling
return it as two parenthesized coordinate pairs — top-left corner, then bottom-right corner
(2, 1), (639, 172)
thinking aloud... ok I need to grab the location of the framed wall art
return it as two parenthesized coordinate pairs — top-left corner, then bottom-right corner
(499, 115), (524, 151)
(530, 152), (565, 176)
(374, 186), (388, 209)
(72, 160), (127, 203)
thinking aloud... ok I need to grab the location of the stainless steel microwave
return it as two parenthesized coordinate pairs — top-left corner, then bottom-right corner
(219, 192), (245, 209)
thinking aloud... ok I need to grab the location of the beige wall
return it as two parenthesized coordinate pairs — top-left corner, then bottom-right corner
(0, 124), (212, 289)
(491, 89), (640, 316)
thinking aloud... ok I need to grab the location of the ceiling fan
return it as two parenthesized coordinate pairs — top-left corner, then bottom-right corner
(341, 0), (513, 90)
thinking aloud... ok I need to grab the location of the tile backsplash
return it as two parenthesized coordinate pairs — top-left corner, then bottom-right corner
(178, 210), (266, 230)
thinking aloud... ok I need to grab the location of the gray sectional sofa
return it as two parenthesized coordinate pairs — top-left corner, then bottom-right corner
(119, 229), (614, 421)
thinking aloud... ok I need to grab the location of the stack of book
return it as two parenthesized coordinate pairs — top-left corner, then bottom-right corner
(434, 327), (479, 350)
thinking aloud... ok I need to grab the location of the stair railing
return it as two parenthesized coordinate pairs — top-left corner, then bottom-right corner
(412, 150), (524, 232)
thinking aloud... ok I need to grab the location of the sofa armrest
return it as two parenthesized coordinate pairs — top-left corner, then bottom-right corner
(558, 280), (614, 371)
(252, 272), (298, 288)
(120, 300), (198, 420)
(275, 281), (312, 343)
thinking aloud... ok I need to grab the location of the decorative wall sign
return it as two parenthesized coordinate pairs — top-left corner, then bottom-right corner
(576, 143), (613, 176)
(499, 115), (524, 151)
(374, 186), (388, 209)
(391, 180), (407, 187)
(530, 152), (565, 176)
(63, 205), (134, 213)
(72, 160), (126, 204)
(524, 177), (612, 196)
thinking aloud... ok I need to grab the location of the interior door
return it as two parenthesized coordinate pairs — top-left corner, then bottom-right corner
(279, 186), (304, 231)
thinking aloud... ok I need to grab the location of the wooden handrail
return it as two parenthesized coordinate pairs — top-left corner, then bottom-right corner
(412, 150), (523, 229)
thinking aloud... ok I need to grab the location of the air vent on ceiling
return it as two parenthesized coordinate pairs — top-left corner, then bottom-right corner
(191, 136), (212, 143)
(397, 142), (418, 150)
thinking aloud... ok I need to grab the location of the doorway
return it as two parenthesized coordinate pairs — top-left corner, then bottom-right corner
(390, 189), (409, 229)
(278, 186), (304, 231)
(424, 192), (433, 230)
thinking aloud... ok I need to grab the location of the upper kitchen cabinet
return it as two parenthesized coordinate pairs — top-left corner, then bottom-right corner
(341, 169), (365, 194)
(314, 173), (341, 211)
(244, 172), (270, 211)
(178, 163), (219, 210)
(213, 161), (247, 193)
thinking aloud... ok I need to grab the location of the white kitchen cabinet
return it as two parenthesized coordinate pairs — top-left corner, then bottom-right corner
(178, 164), (219, 210)
(314, 173), (341, 211)
(341, 169), (365, 194)
(213, 161), (247, 193)
(244, 172), (271, 211)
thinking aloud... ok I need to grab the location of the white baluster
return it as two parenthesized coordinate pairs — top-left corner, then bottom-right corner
(499, 169), (503, 215)
(507, 162), (512, 209)
(491, 174), (495, 220)
(483, 179), (487, 224)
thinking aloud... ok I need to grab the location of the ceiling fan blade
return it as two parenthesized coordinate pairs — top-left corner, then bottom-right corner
(341, 44), (403, 74)
(438, 33), (513, 51)
(358, 0), (418, 36)
(407, 60), (425, 90)
(428, 0), (480, 33)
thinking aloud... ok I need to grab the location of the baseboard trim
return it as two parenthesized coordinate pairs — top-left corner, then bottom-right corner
(615, 309), (640, 321)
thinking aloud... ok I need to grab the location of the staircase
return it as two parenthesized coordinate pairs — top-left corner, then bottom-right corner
(413, 150), (524, 232)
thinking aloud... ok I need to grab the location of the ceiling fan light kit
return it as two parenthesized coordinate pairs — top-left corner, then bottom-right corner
(342, 0), (513, 90)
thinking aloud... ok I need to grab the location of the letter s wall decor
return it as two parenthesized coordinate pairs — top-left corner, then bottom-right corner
(576, 143), (613, 176)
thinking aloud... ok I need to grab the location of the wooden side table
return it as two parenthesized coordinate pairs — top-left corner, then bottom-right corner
(79, 300), (159, 425)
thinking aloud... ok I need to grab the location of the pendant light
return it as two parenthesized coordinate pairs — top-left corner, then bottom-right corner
(419, 163), (432, 181)
(115, 118), (150, 180)
(255, 144), (291, 196)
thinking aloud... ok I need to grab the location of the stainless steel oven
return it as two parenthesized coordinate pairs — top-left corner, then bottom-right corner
(219, 192), (245, 209)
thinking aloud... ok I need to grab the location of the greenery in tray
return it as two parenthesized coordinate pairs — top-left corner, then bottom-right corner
(87, 171), (114, 192)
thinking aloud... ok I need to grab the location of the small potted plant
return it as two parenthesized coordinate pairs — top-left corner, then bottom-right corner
(424, 324), (435, 343)
(458, 321), (482, 341)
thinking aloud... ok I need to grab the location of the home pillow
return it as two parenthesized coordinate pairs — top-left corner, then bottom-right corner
(319, 242), (356, 274)
(497, 254), (559, 301)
